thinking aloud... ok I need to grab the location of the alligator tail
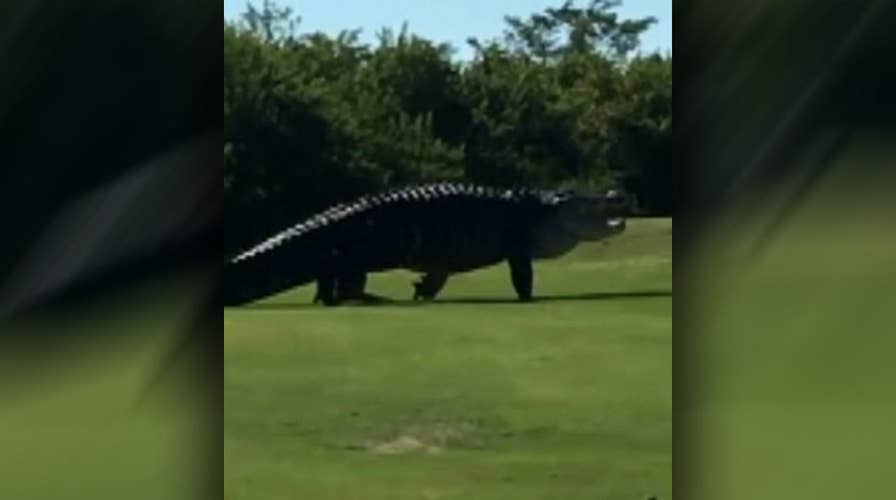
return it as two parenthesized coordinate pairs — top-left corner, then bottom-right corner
(223, 233), (318, 307)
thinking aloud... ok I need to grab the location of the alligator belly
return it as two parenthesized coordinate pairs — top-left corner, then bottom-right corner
(406, 233), (509, 273)
(407, 254), (505, 274)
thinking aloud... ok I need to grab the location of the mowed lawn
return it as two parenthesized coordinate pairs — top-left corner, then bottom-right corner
(225, 218), (672, 500)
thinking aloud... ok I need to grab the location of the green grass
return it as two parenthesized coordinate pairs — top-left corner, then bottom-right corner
(225, 218), (672, 500)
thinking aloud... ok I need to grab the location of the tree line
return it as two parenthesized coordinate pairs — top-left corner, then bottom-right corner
(224, 0), (671, 253)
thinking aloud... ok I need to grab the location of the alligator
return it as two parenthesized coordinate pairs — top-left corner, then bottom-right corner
(224, 183), (630, 307)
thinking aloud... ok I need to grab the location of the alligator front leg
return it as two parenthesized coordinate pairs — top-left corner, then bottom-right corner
(508, 256), (533, 302)
(413, 272), (449, 300)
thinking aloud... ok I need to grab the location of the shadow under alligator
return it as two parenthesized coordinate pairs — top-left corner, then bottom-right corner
(236, 289), (671, 310)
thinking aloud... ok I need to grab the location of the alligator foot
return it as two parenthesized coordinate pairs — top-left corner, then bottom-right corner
(342, 292), (392, 305)
(313, 292), (342, 306)
(412, 272), (449, 301)
(315, 272), (378, 306)
(315, 295), (386, 306)
(314, 277), (341, 306)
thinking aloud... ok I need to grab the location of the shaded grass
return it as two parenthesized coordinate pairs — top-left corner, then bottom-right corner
(225, 218), (671, 500)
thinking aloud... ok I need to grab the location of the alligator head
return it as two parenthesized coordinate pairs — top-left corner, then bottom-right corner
(532, 189), (631, 259)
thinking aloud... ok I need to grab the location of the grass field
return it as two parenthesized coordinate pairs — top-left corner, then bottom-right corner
(224, 218), (672, 500)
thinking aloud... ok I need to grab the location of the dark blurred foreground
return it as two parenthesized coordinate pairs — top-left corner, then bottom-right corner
(684, 134), (896, 500)
(0, 0), (894, 498)
(678, 0), (896, 498)
(0, 2), (220, 499)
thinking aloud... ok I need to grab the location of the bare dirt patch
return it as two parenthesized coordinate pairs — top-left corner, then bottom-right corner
(365, 421), (485, 454)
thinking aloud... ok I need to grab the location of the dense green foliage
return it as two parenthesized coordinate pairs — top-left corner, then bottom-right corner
(224, 0), (671, 253)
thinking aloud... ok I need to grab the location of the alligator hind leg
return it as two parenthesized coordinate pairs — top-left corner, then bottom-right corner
(314, 276), (340, 306)
(337, 271), (391, 304)
(313, 273), (387, 306)
(508, 256), (533, 302)
(413, 272), (449, 300)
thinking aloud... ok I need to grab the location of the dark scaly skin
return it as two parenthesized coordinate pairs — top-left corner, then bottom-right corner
(412, 272), (448, 301)
(313, 273), (389, 305)
(224, 183), (623, 307)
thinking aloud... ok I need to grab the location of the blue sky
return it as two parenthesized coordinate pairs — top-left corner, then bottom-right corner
(223, 0), (671, 59)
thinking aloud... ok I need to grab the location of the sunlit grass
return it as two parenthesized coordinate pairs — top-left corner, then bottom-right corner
(225, 218), (671, 500)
